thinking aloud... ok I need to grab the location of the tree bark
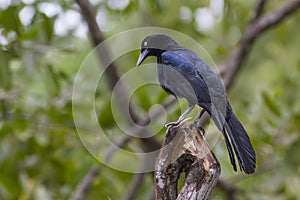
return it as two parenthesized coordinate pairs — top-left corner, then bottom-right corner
(155, 121), (221, 200)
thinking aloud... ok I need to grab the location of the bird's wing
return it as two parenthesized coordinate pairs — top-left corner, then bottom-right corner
(161, 51), (211, 108)
(173, 48), (227, 128)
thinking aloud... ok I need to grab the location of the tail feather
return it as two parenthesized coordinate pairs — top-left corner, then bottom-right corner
(221, 127), (237, 171)
(224, 103), (256, 174)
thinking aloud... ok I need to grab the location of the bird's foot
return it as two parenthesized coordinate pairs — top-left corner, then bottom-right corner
(165, 117), (192, 128)
(165, 121), (180, 128)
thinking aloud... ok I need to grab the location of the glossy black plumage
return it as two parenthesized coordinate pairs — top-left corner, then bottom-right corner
(137, 34), (256, 174)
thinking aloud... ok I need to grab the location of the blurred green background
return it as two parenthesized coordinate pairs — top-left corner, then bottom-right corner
(1, 0), (300, 199)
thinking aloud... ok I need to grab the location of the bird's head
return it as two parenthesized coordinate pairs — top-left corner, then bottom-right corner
(137, 34), (179, 66)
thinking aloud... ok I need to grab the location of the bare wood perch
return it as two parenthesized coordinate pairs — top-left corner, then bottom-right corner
(155, 121), (221, 200)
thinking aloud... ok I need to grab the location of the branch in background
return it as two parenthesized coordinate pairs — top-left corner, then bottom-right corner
(123, 173), (145, 200)
(70, 165), (101, 200)
(223, 0), (300, 89)
(216, 180), (239, 200)
(75, 0), (117, 89)
(75, 0), (139, 125)
(249, 0), (267, 24)
(248, 0), (300, 37)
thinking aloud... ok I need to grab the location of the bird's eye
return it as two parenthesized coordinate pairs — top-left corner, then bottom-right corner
(143, 41), (148, 47)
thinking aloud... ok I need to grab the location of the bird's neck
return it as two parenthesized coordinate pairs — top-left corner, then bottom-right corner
(157, 55), (162, 64)
(156, 50), (166, 64)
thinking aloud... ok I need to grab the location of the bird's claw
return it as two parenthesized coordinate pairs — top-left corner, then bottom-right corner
(165, 117), (192, 128)
(165, 121), (180, 128)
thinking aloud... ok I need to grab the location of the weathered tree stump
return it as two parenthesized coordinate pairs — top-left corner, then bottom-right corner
(155, 121), (221, 200)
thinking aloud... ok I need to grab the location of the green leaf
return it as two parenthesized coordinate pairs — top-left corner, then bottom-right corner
(0, 6), (23, 34)
(0, 173), (20, 199)
(261, 91), (281, 117)
(0, 50), (12, 90)
(41, 13), (55, 42)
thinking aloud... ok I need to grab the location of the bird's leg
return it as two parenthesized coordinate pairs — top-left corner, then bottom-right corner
(194, 109), (207, 135)
(195, 108), (206, 120)
(165, 105), (195, 127)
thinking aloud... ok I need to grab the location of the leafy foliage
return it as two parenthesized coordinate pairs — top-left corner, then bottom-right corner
(0, 0), (300, 199)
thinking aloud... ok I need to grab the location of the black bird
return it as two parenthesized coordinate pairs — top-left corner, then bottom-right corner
(136, 34), (256, 174)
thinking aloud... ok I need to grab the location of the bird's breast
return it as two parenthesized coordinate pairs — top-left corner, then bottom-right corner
(157, 63), (172, 91)
(157, 63), (198, 104)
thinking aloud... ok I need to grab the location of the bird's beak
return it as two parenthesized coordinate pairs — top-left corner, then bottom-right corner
(136, 49), (149, 66)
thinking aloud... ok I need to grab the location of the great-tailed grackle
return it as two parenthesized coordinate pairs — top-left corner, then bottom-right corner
(136, 34), (256, 174)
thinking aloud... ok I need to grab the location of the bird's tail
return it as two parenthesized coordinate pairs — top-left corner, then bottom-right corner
(222, 103), (256, 174)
